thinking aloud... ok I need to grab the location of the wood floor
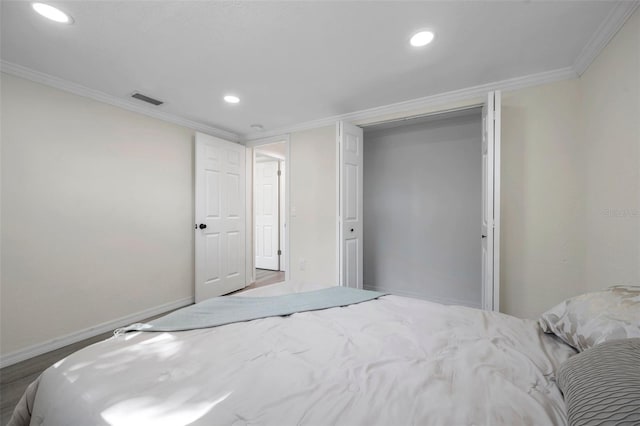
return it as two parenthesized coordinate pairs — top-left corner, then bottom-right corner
(0, 270), (285, 425)
(239, 268), (285, 292)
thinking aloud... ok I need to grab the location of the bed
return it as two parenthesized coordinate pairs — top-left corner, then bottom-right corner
(10, 282), (640, 426)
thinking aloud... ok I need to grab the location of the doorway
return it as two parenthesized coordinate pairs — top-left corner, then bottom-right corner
(337, 91), (501, 311)
(362, 108), (483, 308)
(252, 141), (287, 288)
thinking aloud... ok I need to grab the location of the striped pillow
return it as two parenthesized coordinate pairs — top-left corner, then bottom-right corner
(557, 338), (640, 426)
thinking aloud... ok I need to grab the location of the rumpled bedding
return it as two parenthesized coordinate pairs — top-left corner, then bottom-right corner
(114, 287), (386, 334)
(6, 376), (40, 426)
(18, 283), (575, 425)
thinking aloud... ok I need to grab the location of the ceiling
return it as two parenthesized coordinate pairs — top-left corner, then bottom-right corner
(0, 1), (623, 138)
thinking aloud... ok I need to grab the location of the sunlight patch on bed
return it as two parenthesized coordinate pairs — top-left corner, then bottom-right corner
(67, 361), (93, 372)
(139, 333), (175, 345)
(123, 331), (143, 340)
(96, 333), (184, 364)
(100, 391), (231, 425)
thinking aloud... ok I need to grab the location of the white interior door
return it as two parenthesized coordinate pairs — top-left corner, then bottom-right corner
(338, 121), (364, 288)
(255, 159), (280, 270)
(195, 132), (246, 302)
(481, 91), (501, 311)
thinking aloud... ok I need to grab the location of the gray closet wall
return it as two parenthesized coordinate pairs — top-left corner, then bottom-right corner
(363, 112), (482, 307)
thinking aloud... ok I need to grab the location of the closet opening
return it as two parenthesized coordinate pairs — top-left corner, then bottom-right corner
(361, 106), (485, 308)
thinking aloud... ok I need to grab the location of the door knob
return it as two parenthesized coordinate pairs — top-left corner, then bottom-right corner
(199, 224), (207, 229)
(481, 234), (487, 238)
(350, 228), (354, 233)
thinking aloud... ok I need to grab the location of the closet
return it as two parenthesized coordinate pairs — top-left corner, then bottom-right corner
(361, 108), (483, 308)
(337, 91), (500, 310)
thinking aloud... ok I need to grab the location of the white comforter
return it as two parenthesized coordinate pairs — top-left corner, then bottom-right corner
(29, 283), (575, 425)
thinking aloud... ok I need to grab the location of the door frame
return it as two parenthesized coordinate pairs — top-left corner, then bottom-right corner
(490, 92), (501, 312)
(337, 93), (501, 311)
(245, 134), (291, 284)
(254, 153), (283, 271)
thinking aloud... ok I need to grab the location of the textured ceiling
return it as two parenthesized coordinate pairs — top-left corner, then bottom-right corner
(1, 1), (618, 136)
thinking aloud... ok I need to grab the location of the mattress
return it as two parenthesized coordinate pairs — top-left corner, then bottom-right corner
(26, 282), (575, 425)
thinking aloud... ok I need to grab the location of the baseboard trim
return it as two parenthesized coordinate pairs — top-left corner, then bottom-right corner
(365, 285), (482, 310)
(0, 297), (194, 369)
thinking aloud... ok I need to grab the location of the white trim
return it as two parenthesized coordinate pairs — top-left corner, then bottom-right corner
(247, 134), (291, 283)
(493, 91), (502, 312)
(347, 91), (498, 311)
(244, 134), (292, 148)
(363, 286), (482, 310)
(255, 151), (285, 161)
(573, 1), (640, 76)
(284, 140), (291, 279)
(245, 148), (254, 285)
(360, 104), (483, 129)
(0, 60), (240, 142)
(278, 160), (286, 272)
(0, 297), (194, 369)
(335, 122), (342, 286)
(242, 67), (575, 142)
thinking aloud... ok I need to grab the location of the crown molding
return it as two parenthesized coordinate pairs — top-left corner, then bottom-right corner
(573, 1), (639, 76)
(1, 60), (583, 145)
(241, 66), (576, 141)
(0, 60), (240, 142)
(4, 3), (635, 143)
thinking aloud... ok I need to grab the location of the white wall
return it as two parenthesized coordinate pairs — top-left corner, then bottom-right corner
(289, 126), (337, 285)
(500, 9), (639, 318)
(1, 73), (195, 357)
(581, 8), (640, 294)
(363, 114), (482, 307)
(501, 80), (585, 318)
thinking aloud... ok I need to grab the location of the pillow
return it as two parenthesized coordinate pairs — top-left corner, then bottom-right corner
(538, 286), (640, 351)
(557, 338), (640, 426)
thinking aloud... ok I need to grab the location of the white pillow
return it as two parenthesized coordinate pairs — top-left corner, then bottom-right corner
(538, 285), (640, 351)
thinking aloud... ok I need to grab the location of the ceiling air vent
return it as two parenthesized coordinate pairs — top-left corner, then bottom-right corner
(131, 92), (164, 106)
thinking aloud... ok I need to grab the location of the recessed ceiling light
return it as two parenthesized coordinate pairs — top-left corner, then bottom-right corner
(224, 95), (240, 104)
(410, 31), (434, 47)
(32, 3), (73, 24)
(250, 124), (264, 131)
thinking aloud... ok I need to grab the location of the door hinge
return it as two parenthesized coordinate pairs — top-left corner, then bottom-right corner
(278, 249), (282, 255)
(277, 170), (281, 176)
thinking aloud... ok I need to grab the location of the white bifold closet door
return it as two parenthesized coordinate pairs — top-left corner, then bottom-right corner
(255, 160), (280, 271)
(481, 91), (501, 312)
(338, 121), (364, 288)
(339, 93), (500, 309)
(195, 132), (246, 302)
